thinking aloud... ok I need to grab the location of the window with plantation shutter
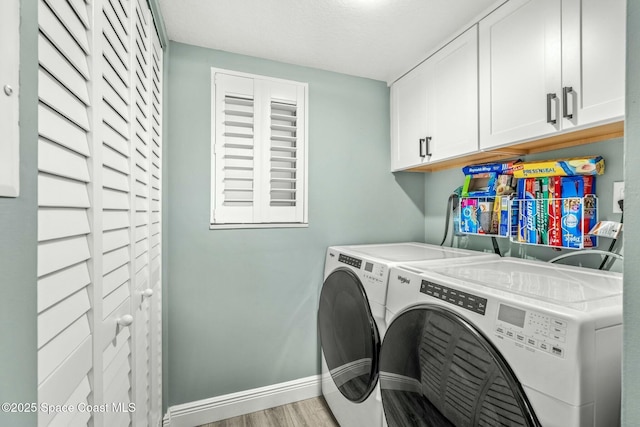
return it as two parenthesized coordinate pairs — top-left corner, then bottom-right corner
(211, 69), (308, 228)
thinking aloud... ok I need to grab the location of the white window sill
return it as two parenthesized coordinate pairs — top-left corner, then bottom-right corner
(210, 223), (309, 230)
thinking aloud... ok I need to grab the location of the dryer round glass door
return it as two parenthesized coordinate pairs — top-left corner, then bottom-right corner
(379, 305), (540, 427)
(318, 268), (380, 403)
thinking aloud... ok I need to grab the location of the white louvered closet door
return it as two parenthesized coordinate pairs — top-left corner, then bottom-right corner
(37, 0), (162, 425)
(99, 0), (134, 426)
(37, 0), (93, 425)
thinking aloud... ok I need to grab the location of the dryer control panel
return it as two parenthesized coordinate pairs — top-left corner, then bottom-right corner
(338, 254), (386, 286)
(494, 303), (567, 358)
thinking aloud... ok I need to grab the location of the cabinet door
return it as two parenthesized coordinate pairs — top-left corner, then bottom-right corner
(561, 0), (625, 128)
(427, 26), (479, 162)
(390, 62), (429, 171)
(479, 0), (562, 150)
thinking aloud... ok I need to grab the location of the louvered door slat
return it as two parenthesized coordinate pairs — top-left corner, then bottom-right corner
(38, 288), (90, 347)
(39, 34), (90, 105)
(39, 139), (90, 182)
(39, 104), (90, 156)
(49, 377), (92, 426)
(38, 316), (91, 383)
(39, 70), (90, 131)
(38, 208), (90, 242)
(37, 263), (91, 313)
(37, 236), (90, 278)
(38, 0), (90, 79)
(38, 337), (92, 426)
(43, 0), (90, 54)
(103, 246), (130, 273)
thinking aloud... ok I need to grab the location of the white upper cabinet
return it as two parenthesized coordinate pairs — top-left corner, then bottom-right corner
(479, 0), (625, 150)
(561, 0), (626, 129)
(479, 0), (561, 149)
(426, 26), (479, 163)
(391, 26), (479, 171)
(390, 61), (429, 171)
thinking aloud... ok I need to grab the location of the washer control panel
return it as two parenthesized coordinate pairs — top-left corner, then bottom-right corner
(420, 280), (487, 315)
(338, 254), (362, 269)
(494, 303), (567, 358)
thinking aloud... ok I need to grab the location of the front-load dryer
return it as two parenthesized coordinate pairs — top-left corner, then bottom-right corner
(317, 243), (499, 427)
(381, 258), (622, 427)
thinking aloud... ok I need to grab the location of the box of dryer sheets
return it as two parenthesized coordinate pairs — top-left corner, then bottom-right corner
(512, 156), (604, 178)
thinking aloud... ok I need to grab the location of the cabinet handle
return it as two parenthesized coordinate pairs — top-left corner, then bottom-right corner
(419, 137), (432, 158)
(562, 86), (574, 119)
(426, 137), (432, 157)
(546, 93), (557, 125)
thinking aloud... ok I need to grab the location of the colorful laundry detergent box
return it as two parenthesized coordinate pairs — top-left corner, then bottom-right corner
(460, 198), (479, 234)
(512, 156), (604, 178)
(561, 176), (585, 248)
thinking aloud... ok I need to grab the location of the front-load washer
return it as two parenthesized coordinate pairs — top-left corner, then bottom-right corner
(381, 258), (622, 427)
(317, 243), (499, 427)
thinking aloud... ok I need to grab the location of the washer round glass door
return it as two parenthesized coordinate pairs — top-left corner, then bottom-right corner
(318, 268), (380, 403)
(379, 305), (540, 427)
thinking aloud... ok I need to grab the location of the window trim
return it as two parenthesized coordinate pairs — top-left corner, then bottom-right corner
(210, 68), (309, 229)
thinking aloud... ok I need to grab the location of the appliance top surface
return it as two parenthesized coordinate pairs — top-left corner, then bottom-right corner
(428, 257), (622, 304)
(335, 242), (492, 263)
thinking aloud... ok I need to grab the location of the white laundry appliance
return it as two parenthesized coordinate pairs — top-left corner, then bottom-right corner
(317, 243), (499, 427)
(381, 258), (622, 427)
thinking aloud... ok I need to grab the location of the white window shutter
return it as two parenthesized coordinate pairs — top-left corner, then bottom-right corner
(261, 81), (306, 223)
(212, 73), (256, 223)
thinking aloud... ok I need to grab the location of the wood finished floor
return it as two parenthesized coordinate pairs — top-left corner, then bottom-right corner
(198, 397), (340, 427)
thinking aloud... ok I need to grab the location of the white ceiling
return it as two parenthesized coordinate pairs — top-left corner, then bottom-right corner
(158, 0), (500, 84)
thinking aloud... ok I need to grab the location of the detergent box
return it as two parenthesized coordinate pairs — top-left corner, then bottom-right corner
(512, 156), (604, 178)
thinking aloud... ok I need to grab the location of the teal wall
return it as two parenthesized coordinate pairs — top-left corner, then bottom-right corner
(421, 139), (624, 269)
(623, 0), (640, 424)
(0, 0), (38, 426)
(166, 42), (425, 405)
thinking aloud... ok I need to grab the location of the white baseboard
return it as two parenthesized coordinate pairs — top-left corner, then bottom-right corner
(163, 375), (321, 427)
